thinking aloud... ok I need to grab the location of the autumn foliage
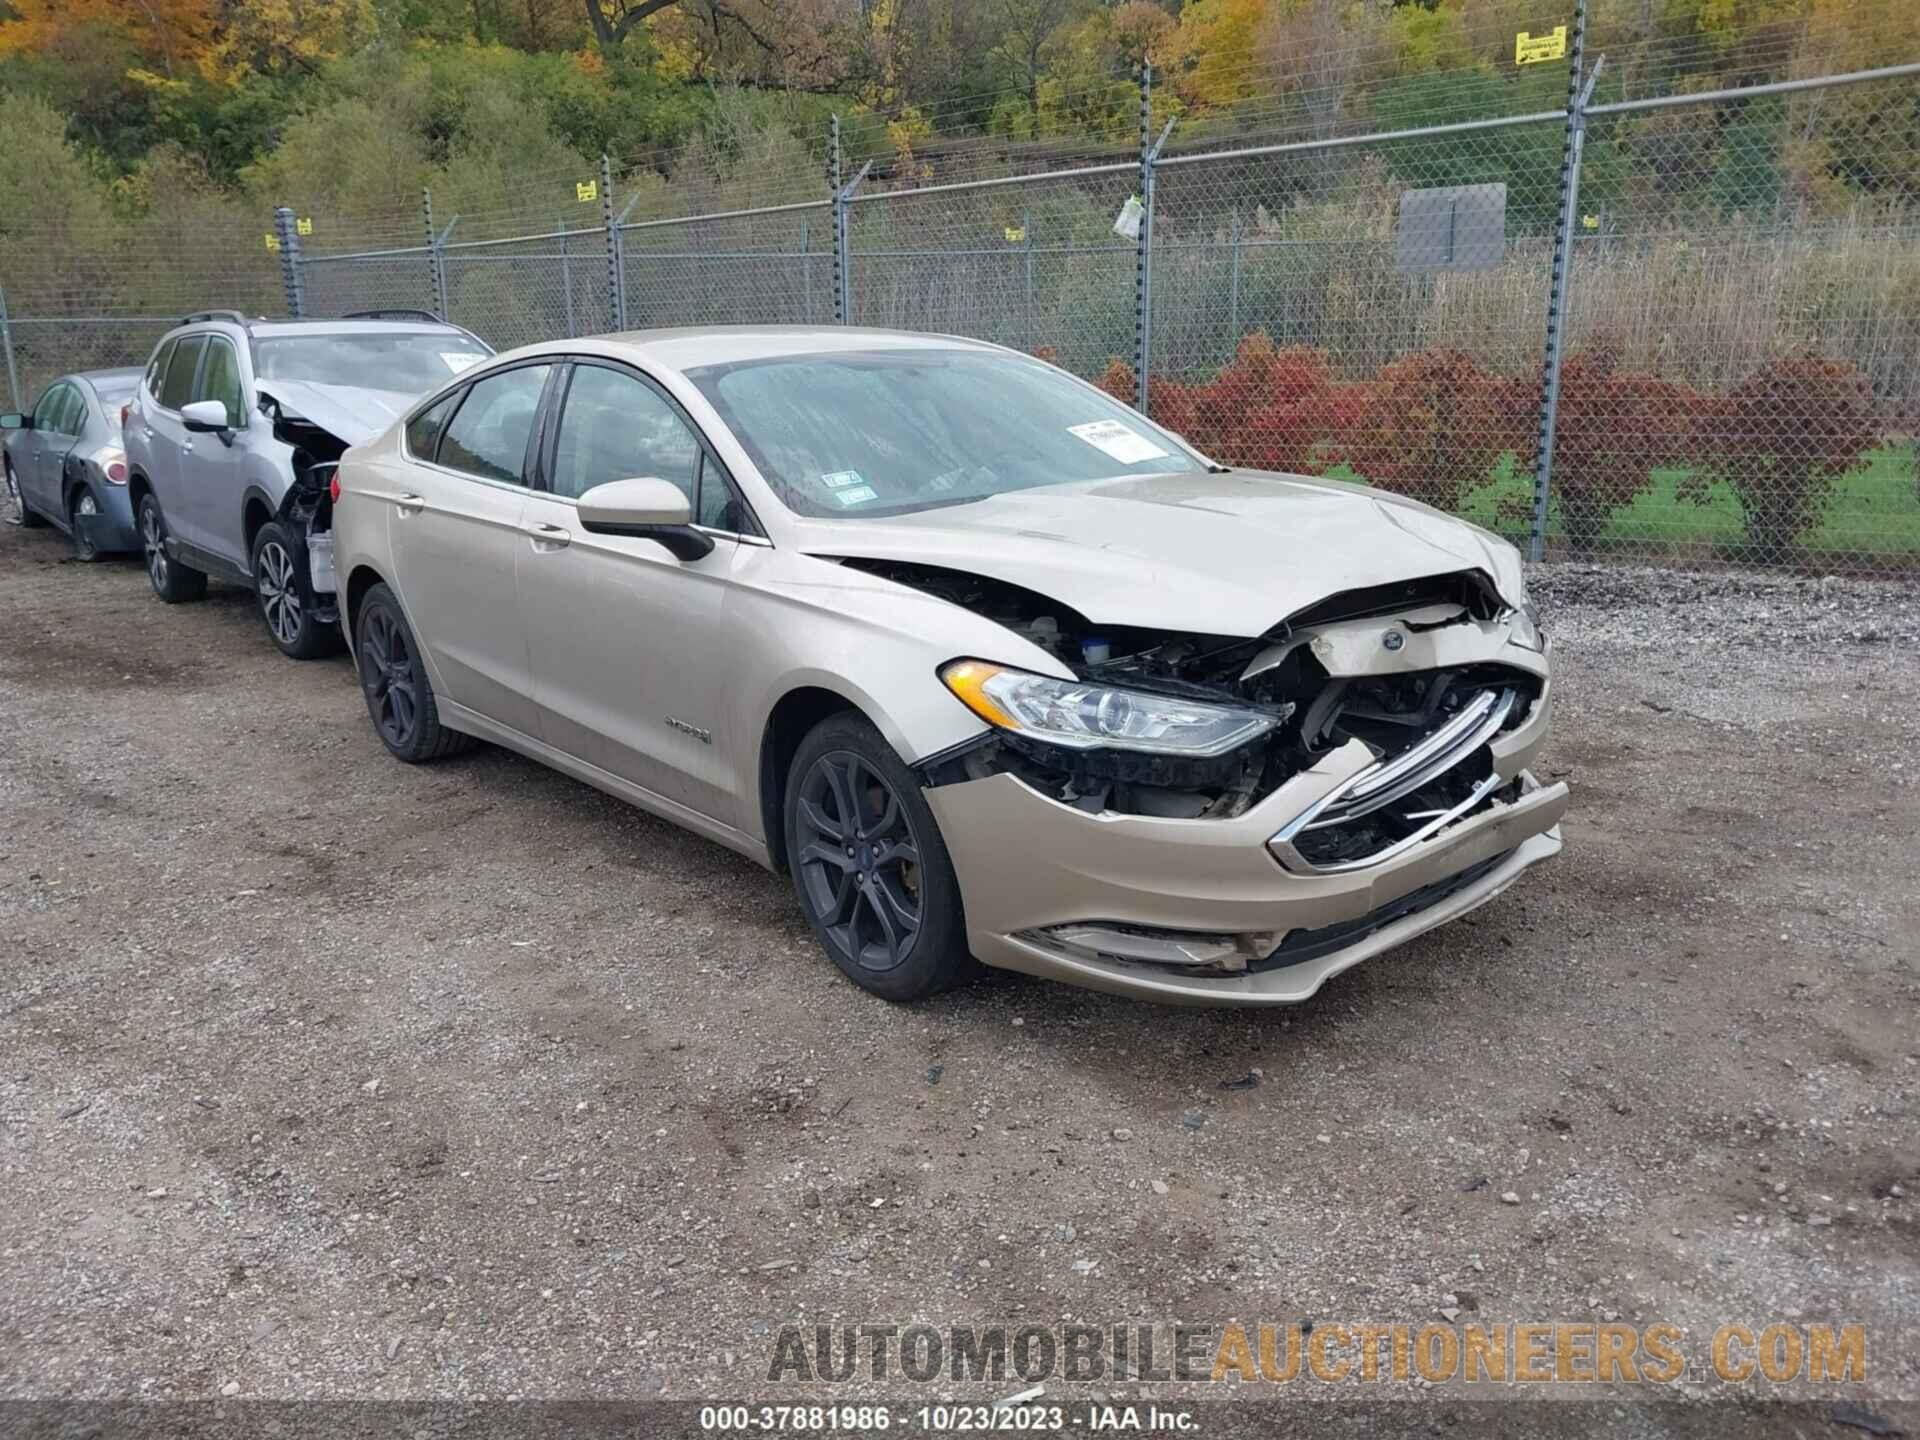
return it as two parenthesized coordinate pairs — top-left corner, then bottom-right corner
(1072, 331), (1883, 562)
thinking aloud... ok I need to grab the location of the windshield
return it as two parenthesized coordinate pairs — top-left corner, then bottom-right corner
(255, 333), (491, 394)
(687, 349), (1204, 519)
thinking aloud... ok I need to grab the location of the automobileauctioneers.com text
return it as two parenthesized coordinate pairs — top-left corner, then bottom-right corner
(766, 1320), (1868, 1387)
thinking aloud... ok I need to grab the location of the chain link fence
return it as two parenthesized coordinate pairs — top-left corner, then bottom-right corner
(3, 9), (1915, 577)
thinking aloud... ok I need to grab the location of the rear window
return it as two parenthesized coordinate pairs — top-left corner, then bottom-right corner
(159, 337), (206, 410)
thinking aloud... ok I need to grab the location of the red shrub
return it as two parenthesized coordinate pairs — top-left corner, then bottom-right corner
(1330, 348), (1528, 513)
(1685, 353), (1880, 561)
(1549, 339), (1699, 551)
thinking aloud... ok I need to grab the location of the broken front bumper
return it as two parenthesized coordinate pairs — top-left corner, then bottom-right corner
(924, 685), (1564, 1006)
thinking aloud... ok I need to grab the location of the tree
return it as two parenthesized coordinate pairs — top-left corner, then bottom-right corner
(582, 0), (680, 59)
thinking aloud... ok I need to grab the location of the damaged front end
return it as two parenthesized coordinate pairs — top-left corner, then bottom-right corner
(864, 559), (1546, 863)
(259, 389), (354, 604)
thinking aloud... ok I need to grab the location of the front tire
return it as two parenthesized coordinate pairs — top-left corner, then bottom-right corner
(354, 582), (473, 763)
(68, 484), (103, 562)
(784, 712), (975, 1002)
(138, 493), (206, 602)
(251, 519), (341, 660)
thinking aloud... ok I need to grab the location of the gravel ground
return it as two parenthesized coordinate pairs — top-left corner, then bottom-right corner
(2, 524), (1917, 1429)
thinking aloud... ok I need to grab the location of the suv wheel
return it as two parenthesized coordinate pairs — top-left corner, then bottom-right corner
(138, 493), (206, 602)
(69, 485), (102, 562)
(784, 712), (977, 1002)
(354, 582), (473, 763)
(251, 520), (342, 660)
(7, 458), (45, 528)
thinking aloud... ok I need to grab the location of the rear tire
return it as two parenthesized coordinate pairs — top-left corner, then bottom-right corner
(68, 484), (102, 562)
(8, 458), (45, 528)
(251, 519), (342, 660)
(138, 493), (206, 602)
(354, 582), (473, 763)
(784, 711), (976, 1002)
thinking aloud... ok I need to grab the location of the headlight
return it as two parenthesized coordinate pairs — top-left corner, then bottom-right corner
(940, 659), (1277, 757)
(1510, 599), (1545, 652)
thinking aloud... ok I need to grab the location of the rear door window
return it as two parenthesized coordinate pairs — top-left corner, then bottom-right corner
(406, 392), (460, 461)
(437, 365), (550, 485)
(158, 336), (207, 411)
(145, 340), (175, 397)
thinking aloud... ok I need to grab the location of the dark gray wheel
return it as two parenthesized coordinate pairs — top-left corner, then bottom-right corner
(138, 493), (206, 602)
(68, 485), (102, 562)
(250, 519), (339, 660)
(785, 712), (974, 1001)
(7, 458), (44, 528)
(355, 582), (472, 763)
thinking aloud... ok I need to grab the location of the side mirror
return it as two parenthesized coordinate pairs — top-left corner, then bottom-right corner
(576, 476), (714, 561)
(181, 399), (232, 436)
(0, 414), (26, 430)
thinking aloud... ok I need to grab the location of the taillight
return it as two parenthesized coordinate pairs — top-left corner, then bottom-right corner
(329, 473), (342, 504)
(120, 403), (131, 429)
(106, 461), (129, 484)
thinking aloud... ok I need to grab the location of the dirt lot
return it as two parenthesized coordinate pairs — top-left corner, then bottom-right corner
(2, 517), (1917, 1427)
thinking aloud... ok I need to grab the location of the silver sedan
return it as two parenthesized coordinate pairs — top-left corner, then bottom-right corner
(331, 328), (1564, 1006)
(3, 367), (144, 560)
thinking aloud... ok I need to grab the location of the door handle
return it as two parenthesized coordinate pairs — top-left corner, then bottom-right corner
(143, 427), (155, 441)
(181, 440), (194, 454)
(527, 523), (571, 552)
(396, 492), (425, 516)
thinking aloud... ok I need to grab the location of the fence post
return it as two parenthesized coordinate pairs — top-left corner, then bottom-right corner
(1131, 67), (1172, 413)
(0, 284), (19, 414)
(1228, 208), (1242, 359)
(602, 153), (624, 331)
(830, 115), (847, 324)
(273, 206), (304, 318)
(800, 220), (813, 323)
(1022, 208), (1034, 352)
(559, 217), (577, 337)
(1529, 0), (1599, 564)
(424, 189), (449, 321)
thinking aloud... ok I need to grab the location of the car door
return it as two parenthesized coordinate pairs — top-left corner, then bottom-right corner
(384, 362), (549, 739)
(185, 333), (252, 568)
(24, 384), (75, 513)
(515, 358), (743, 820)
(146, 335), (208, 546)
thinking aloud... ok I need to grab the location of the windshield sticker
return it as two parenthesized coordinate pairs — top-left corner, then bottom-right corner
(1068, 419), (1170, 465)
(818, 469), (865, 490)
(441, 352), (485, 374)
(832, 485), (879, 507)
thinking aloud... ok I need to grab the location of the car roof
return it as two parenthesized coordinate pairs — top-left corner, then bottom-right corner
(500, 325), (1006, 374)
(80, 367), (145, 391)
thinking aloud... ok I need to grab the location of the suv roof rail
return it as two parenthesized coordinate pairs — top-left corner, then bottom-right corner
(180, 309), (256, 328)
(341, 308), (445, 323)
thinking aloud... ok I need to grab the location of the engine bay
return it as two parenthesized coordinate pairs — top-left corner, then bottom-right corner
(852, 558), (1541, 821)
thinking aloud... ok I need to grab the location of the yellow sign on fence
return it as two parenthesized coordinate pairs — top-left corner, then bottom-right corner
(1515, 25), (1567, 64)
(263, 232), (280, 252)
(577, 179), (599, 203)
(296, 216), (314, 236)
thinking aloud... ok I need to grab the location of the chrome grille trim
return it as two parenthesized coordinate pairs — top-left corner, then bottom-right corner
(1269, 686), (1519, 874)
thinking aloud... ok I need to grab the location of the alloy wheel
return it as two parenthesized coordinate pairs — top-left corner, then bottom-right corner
(360, 607), (419, 748)
(793, 751), (923, 973)
(142, 504), (168, 589)
(257, 540), (302, 646)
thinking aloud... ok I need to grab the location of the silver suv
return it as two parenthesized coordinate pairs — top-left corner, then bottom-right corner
(126, 310), (492, 658)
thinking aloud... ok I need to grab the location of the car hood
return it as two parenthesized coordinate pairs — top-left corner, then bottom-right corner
(795, 470), (1524, 635)
(255, 379), (414, 446)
